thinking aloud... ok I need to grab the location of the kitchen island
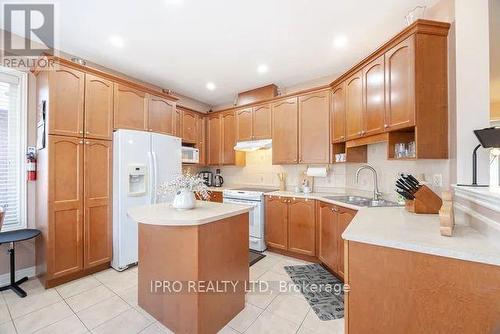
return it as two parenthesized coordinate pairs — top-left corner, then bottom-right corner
(128, 201), (251, 334)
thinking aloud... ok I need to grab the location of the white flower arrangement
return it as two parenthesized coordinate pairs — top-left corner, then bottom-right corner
(158, 172), (211, 201)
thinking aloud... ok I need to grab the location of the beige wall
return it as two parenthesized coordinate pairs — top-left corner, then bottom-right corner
(211, 144), (449, 202)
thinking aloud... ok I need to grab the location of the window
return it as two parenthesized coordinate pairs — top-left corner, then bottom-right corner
(0, 66), (27, 231)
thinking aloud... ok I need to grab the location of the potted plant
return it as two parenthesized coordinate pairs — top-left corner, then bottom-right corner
(158, 173), (211, 210)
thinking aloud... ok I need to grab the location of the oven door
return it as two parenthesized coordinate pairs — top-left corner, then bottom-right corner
(223, 198), (262, 238)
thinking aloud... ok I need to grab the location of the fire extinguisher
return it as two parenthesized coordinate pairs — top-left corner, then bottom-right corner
(26, 152), (37, 181)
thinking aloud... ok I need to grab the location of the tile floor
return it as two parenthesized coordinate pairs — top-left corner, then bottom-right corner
(0, 251), (344, 334)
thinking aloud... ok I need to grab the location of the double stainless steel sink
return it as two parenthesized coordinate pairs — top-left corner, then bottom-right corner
(323, 195), (401, 207)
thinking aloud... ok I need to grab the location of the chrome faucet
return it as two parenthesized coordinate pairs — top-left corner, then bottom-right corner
(355, 165), (383, 201)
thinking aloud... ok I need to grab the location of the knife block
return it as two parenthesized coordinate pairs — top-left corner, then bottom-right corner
(405, 185), (443, 214)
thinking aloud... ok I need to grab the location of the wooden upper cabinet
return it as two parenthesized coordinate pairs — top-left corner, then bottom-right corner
(221, 111), (236, 164)
(336, 207), (356, 280)
(84, 139), (112, 269)
(84, 74), (113, 140)
(196, 115), (207, 165)
(288, 198), (316, 256)
(182, 109), (198, 143)
(331, 83), (346, 143)
(236, 108), (253, 141)
(345, 71), (364, 140)
(318, 202), (337, 271)
(148, 96), (175, 135)
(174, 108), (182, 137)
(207, 114), (222, 165)
(113, 84), (148, 131)
(272, 98), (298, 164)
(48, 135), (84, 278)
(363, 55), (386, 136)
(253, 104), (272, 140)
(265, 196), (288, 250)
(385, 36), (415, 130)
(48, 65), (85, 137)
(298, 91), (330, 164)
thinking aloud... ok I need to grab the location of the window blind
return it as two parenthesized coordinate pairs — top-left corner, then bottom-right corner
(0, 69), (26, 230)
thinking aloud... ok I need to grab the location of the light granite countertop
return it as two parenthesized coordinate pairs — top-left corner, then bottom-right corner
(127, 201), (251, 226)
(264, 190), (500, 267)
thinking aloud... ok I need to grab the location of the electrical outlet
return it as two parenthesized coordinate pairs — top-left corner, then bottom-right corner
(432, 174), (443, 187)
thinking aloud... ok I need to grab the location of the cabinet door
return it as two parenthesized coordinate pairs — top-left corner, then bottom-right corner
(174, 108), (182, 137)
(207, 114), (222, 165)
(148, 96), (175, 135)
(84, 139), (112, 269)
(265, 197), (288, 250)
(222, 111), (237, 165)
(182, 109), (197, 143)
(298, 91), (330, 164)
(272, 98), (298, 164)
(84, 74), (113, 140)
(253, 104), (272, 140)
(48, 135), (84, 278)
(331, 83), (346, 143)
(337, 207), (356, 280)
(48, 65), (85, 137)
(196, 115), (207, 165)
(113, 84), (148, 131)
(288, 198), (316, 256)
(345, 71), (364, 140)
(318, 202), (337, 271)
(363, 55), (386, 136)
(236, 108), (253, 141)
(385, 36), (415, 130)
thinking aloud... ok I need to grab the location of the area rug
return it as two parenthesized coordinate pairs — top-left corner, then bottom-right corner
(284, 264), (344, 320)
(249, 250), (266, 266)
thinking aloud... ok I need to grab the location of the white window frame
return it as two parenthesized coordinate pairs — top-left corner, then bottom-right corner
(0, 66), (28, 232)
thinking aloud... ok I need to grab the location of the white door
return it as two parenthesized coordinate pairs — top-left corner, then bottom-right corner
(112, 129), (151, 270)
(151, 133), (182, 203)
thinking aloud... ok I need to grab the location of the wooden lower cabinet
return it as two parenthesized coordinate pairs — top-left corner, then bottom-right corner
(318, 202), (338, 271)
(84, 139), (112, 268)
(265, 196), (315, 255)
(346, 241), (500, 333)
(47, 136), (84, 278)
(265, 196), (289, 250)
(36, 135), (112, 287)
(317, 202), (356, 279)
(288, 199), (316, 256)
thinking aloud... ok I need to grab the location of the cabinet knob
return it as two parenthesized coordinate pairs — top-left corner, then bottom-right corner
(86, 131), (90, 134)
(79, 131), (83, 134)
(361, 130), (366, 135)
(79, 140), (83, 144)
(85, 141), (90, 145)
(357, 131), (362, 135)
(384, 124), (389, 128)
(341, 136), (345, 139)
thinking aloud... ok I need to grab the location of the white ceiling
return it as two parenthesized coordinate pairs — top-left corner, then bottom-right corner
(8, 0), (429, 105)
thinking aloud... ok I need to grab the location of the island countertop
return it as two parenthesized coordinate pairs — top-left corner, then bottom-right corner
(128, 200), (251, 226)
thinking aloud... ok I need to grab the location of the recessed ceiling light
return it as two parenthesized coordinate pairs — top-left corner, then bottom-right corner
(206, 82), (216, 91)
(109, 35), (125, 48)
(333, 35), (348, 49)
(257, 64), (268, 74)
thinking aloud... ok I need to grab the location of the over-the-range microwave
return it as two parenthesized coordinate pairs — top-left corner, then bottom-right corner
(182, 146), (199, 164)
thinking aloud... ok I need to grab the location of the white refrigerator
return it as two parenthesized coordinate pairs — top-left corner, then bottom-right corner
(112, 129), (181, 271)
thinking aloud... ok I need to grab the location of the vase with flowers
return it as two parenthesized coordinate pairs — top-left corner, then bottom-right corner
(158, 173), (211, 210)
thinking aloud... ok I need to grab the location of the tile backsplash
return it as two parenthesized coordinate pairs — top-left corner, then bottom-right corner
(208, 142), (451, 201)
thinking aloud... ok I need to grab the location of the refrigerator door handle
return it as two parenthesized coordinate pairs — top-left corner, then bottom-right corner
(147, 151), (155, 204)
(152, 151), (158, 204)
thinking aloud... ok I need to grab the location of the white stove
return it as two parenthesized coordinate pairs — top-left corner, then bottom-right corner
(223, 187), (277, 251)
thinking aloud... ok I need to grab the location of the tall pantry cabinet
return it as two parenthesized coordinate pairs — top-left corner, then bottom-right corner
(36, 63), (113, 287)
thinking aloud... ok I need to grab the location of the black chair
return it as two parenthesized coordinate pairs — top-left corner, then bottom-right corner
(0, 209), (41, 298)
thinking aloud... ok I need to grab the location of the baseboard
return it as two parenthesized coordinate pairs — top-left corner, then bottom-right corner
(0, 266), (36, 286)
